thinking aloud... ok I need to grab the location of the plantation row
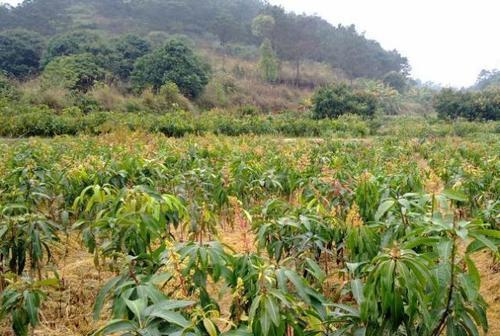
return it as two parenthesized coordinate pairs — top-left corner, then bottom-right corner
(0, 108), (499, 138)
(0, 133), (499, 335)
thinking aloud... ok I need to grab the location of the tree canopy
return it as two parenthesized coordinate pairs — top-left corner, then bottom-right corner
(0, 29), (45, 78)
(131, 39), (209, 98)
(42, 53), (105, 92)
(312, 83), (378, 119)
(474, 69), (500, 90)
(0, 0), (409, 81)
(434, 88), (500, 121)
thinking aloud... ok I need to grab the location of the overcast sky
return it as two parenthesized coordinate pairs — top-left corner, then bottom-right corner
(269, 0), (500, 87)
(3, 0), (499, 87)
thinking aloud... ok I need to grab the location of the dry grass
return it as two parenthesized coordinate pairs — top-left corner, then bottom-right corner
(2, 225), (498, 335)
(0, 236), (113, 336)
(197, 46), (345, 112)
(475, 251), (500, 335)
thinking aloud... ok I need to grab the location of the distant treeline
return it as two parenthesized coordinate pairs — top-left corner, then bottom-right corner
(0, 0), (408, 80)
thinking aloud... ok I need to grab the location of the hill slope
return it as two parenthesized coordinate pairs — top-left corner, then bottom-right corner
(0, 0), (408, 81)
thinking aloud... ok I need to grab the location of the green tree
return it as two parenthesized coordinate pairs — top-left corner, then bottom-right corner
(251, 15), (275, 39)
(110, 34), (151, 80)
(251, 15), (278, 83)
(434, 88), (500, 121)
(383, 71), (408, 93)
(146, 31), (170, 49)
(41, 53), (105, 92)
(312, 83), (378, 119)
(42, 30), (108, 67)
(258, 39), (279, 83)
(0, 29), (45, 78)
(212, 12), (239, 70)
(131, 40), (209, 98)
(474, 69), (500, 90)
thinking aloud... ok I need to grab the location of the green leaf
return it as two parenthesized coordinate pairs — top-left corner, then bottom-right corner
(23, 291), (39, 326)
(248, 294), (262, 322)
(221, 328), (252, 336)
(476, 229), (500, 239)
(464, 255), (480, 289)
(149, 310), (190, 328)
(93, 319), (136, 336)
(265, 296), (280, 327)
(470, 233), (498, 253)
(375, 200), (395, 221)
(351, 279), (364, 305)
(12, 310), (29, 336)
(93, 276), (122, 320)
(33, 278), (59, 288)
(125, 298), (147, 320)
(144, 300), (195, 315)
(260, 312), (271, 336)
(442, 189), (468, 202)
(203, 318), (218, 336)
(402, 237), (439, 250)
(305, 258), (326, 282)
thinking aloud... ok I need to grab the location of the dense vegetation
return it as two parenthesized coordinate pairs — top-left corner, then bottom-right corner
(0, 2), (499, 335)
(1, 1), (498, 121)
(0, 132), (498, 335)
(434, 88), (500, 121)
(312, 84), (377, 119)
(0, 0), (408, 81)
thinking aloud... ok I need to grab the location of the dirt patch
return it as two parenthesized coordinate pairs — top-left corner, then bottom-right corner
(475, 251), (500, 335)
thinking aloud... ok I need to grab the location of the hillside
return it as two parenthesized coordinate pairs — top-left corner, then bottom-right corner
(0, 0), (408, 81)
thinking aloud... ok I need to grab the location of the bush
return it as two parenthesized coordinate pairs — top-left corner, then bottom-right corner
(312, 83), (378, 119)
(434, 88), (500, 121)
(42, 30), (107, 67)
(0, 30), (45, 78)
(0, 73), (19, 100)
(131, 39), (210, 98)
(86, 84), (125, 111)
(382, 71), (408, 93)
(140, 83), (191, 114)
(41, 54), (106, 92)
(110, 34), (151, 80)
(198, 74), (238, 108)
(238, 105), (260, 116)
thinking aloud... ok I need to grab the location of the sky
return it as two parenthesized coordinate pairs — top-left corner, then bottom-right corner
(269, 0), (500, 88)
(2, 0), (499, 87)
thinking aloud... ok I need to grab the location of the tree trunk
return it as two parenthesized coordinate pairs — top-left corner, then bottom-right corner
(222, 47), (226, 72)
(295, 59), (301, 86)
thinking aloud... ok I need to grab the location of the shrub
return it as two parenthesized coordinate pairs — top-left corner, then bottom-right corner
(238, 105), (260, 116)
(74, 94), (101, 114)
(159, 82), (192, 111)
(131, 39), (210, 98)
(434, 88), (500, 121)
(42, 30), (107, 67)
(0, 30), (45, 78)
(36, 87), (73, 110)
(18, 80), (73, 111)
(0, 73), (19, 100)
(41, 54), (106, 92)
(139, 83), (191, 114)
(258, 38), (279, 83)
(86, 84), (125, 111)
(312, 83), (378, 119)
(110, 34), (151, 80)
(382, 71), (408, 93)
(198, 74), (238, 108)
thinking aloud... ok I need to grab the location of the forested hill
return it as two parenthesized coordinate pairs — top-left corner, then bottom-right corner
(0, 0), (409, 80)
